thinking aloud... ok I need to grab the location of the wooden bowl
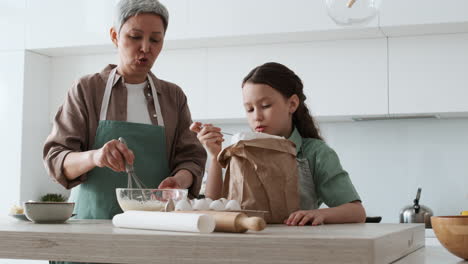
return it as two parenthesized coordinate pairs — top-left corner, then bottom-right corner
(431, 216), (468, 260)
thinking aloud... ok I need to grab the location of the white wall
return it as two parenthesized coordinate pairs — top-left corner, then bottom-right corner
(49, 53), (118, 120)
(319, 118), (468, 222)
(0, 51), (24, 215)
(21, 51), (69, 202)
(0, 0), (25, 51)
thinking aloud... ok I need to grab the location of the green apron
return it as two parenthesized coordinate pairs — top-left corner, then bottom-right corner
(52, 68), (169, 264)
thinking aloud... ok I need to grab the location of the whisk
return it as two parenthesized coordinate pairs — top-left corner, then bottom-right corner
(118, 137), (147, 190)
(118, 137), (176, 210)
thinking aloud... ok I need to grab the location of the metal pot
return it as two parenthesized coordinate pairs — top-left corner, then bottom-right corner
(399, 188), (433, 228)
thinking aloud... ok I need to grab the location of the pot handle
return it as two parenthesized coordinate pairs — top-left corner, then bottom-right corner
(413, 188), (422, 214)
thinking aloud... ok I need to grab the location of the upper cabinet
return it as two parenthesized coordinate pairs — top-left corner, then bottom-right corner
(389, 33), (468, 115)
(25, 0), (383, 54)
(159, 0), (189, 40)
(298, 38), (388, 117)
(0, 0), (26, 51)
(25, 0), (115, 50)
(23, 0), (468, 53)
(169, 38), (388, 120)
(186, 0), (380, 40)
(20, 0), (468, 120)
(152, 48), (209, 120)
(380, 0), (468, 36)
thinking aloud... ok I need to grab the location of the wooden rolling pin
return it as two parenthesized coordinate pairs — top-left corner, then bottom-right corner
(178, 211), (266, 233)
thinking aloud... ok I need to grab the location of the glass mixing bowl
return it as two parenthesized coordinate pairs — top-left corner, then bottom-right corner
(116, 188), (188, 212)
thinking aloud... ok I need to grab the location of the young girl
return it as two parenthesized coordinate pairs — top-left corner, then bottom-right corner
(190, 62), (366, 226)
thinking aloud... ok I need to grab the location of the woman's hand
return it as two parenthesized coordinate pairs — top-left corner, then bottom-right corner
(284, 210), (326, 226)
(190, 122), (224, 158)
(158, 176), (182, 189)
(158, 170), (193, 189)
(91, 139), (134, 172)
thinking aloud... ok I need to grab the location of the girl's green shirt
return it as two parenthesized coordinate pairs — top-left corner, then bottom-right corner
(288, 127), (361, 209)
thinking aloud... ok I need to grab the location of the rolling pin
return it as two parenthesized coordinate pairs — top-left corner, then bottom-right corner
(178, 211), (266, 233)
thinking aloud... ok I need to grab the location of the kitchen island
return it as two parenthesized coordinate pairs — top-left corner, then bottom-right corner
(0, 218), (426, 264)
(393, 246), (467, 263)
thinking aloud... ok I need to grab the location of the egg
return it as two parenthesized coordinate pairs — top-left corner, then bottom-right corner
(225, 200), (241, 211)
(193, 199), (210, 211)
(209, 200), (225, 211)
(189, 199), (195, 206)
(204, 198), (213, 204)
(218, 198), (228, 206)
(175, 199), (192, 211)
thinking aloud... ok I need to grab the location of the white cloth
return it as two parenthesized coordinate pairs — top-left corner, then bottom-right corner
(125, 81), (152, 124)
(112, 211), (215, 233)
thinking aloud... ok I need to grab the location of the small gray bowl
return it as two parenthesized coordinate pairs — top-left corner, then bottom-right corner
(23, 202), (75, 223)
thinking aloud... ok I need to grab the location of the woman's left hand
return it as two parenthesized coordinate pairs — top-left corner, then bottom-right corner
(158, 176), (182, 189)
(284, 210), (326, 226)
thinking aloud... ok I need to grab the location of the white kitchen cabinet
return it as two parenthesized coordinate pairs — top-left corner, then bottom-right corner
(25, 0), (384, 55)
(188, 0), (349, 37)
(389, 33), (468, 115)
(0, 51), (24, 214)
(204, 45), (279, 120)
(158, 0), (189, 41)
(0, 0), (26, 51)
(380, 0), (468, 36)
(203, 38), (388, 120)
(152, 48), (208, 120)
(290, 38), (388, 117)
(25, 0), (115, 50)
(49, 53), (118, 121)
(46, 37), (388, 122)
(25, 0), (190, 52)
(188, 0), (381, 41)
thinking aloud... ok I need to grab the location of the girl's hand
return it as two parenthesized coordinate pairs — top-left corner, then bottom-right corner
(92, 139), (134, 172)
(190, 122), (224, 158)
(284, 210), (326, 226)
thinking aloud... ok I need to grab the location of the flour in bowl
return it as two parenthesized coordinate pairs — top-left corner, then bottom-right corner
(118, 199), (166, 212)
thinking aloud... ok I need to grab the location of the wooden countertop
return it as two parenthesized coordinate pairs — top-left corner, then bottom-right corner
(0, 218), (424, 264)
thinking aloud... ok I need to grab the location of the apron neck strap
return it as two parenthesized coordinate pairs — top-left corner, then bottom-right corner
(99, 67), (165, 126)
(147, 74), (164, 127)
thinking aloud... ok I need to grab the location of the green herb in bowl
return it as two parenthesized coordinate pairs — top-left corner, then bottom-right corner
(40, 193), (68, 202)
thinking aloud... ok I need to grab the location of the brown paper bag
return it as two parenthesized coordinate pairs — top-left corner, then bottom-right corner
(218, 138), (299, 224)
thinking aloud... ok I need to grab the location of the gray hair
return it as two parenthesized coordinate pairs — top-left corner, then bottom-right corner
(114, 0), (169, 33)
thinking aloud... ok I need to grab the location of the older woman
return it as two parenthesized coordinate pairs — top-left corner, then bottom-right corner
(43, 0), (206, 221)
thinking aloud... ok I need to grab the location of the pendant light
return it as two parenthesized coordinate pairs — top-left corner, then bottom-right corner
(326, 0), (381, 26)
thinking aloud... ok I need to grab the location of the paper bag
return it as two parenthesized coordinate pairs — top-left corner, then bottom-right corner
(218, 138), (299, 224)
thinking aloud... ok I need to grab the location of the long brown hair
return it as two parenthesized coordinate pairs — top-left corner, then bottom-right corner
(242, 62), (323, 140)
